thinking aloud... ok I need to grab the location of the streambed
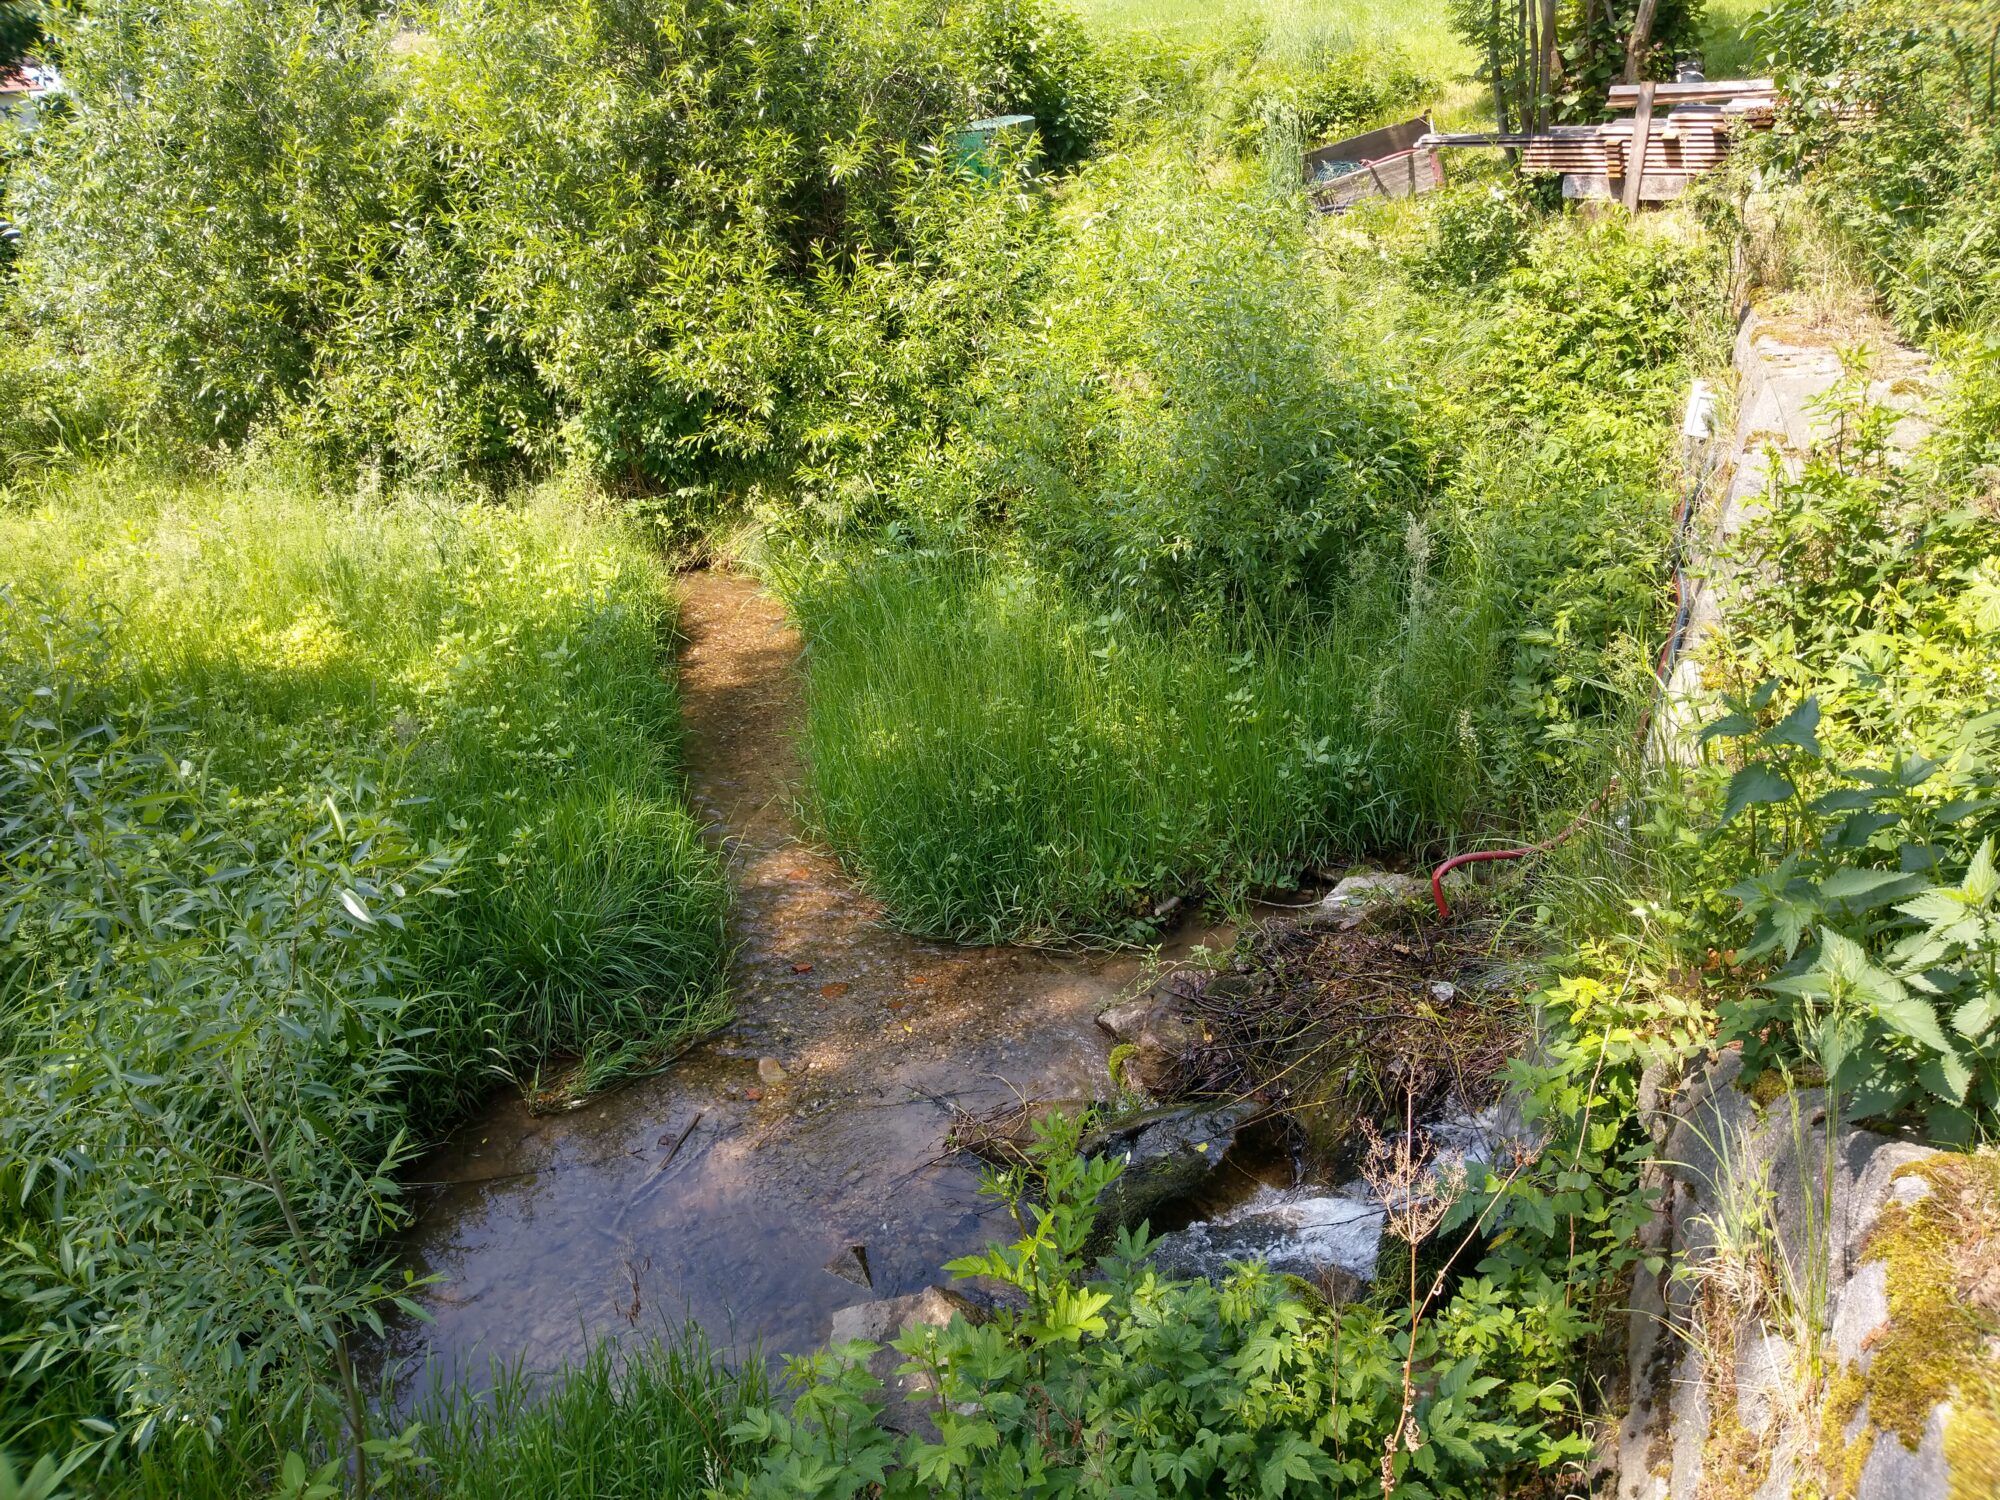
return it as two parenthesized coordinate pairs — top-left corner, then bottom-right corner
(381, 573), (1243, 1394)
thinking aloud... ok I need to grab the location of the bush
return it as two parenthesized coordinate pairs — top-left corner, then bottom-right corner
(1762, 0), (2000, 335)
(0, 594), (452, 1463)
(934, 158), (1427, 628)
(721, 1088), (1648, 1497)
(2, 0), (1100, 496)
(1406, 180), (1540, 292)
(1695, 375), (2000, 1137)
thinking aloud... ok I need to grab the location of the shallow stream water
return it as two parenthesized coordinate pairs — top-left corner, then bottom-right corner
(380, 573), (1242, 1395)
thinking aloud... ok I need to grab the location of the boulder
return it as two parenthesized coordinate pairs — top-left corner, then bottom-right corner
(1613, 1051), (1959, 1500)
(1296, 871), (1427, 931)
(826, 1286), (986, 1435)
(1089, 1102), (1250, 1241)
(1097, 973), (1208, 1096)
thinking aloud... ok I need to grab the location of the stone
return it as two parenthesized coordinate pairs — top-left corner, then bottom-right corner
(824, 1243), (872, 1290)
(1096, 977), (1203, 1096)
(1734, 1327), (1793, 1438)
(1831, 1260), (1891, 1373)
(1854, 1402), (1953, 1500)
(1090, 1102), (1249, 1239)
(826, 1286), (987, 1435)
(1296, 871), (1427, 931)
(757, 1056), (788, 1085)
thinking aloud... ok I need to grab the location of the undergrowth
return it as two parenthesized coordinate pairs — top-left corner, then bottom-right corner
(0, 466), (728, 1477)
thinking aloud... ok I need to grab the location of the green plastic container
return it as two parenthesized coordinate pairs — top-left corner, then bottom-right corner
(952, 113), (1036, 180)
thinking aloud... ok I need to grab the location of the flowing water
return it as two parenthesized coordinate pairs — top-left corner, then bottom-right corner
(381, 572), (1239, 1395)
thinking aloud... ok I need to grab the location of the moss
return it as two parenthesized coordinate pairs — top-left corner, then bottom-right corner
(1744, 1061), (1825, 1110)
(1814, 1360), (1874, 1500)
(1812, 1151), (2000, 1500)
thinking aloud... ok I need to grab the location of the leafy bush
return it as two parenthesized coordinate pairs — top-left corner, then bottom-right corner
(1, 468), (734, 1477)
(5, 0), (394, 444)
(1406, 179), (1540, 292)
(1696, 376), (2000, 1137)
(0, 592), (451, 1467)
(2, 0), (1099, 496)
(1762, 0), (2000, 335)
(934, 157), (1427, 628)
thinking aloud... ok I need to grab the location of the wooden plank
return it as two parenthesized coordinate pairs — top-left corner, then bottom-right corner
(1303, 115), (1433, 182)
(1307, 147), (1443, 213)
(1623, 81), (1656, 212)
(1607, 78), (1774, 106)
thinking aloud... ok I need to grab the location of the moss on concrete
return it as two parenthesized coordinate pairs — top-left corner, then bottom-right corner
(1812, 1151), (2000, 1500)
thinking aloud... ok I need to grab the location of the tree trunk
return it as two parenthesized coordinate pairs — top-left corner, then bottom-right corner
(1624, 0), (1660, 84)
(1540, 0), (1562, 124)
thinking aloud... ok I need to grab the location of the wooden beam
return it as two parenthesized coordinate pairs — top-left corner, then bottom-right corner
(1623, 80), (1657, 211)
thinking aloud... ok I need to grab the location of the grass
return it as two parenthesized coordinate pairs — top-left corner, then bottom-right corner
(786, 555), (1500, 943)
(92, 1329), (767, 1499)
(1072, 0), (1475, 81)
(410, 1331), (769, 1500)
(0, 463), (732, 1481)
(1, 464), (729, 1107)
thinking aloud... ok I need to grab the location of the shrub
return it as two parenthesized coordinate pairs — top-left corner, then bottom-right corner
(5, 0), (395, 444)
(0, 468), (735, 1472)
(1406, 180), (1539, 292)
(3, 0), (1098, 495)
(1696, 376), (2000, 1137)
(0, 593), (452, 1463)
(720, 1089), (1644, 1497)
(1762, 0), (2000, 335)
(937, 157), (1428, 628)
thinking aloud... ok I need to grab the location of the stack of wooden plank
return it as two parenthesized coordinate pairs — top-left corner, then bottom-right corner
(1419, 79), (1792, 205)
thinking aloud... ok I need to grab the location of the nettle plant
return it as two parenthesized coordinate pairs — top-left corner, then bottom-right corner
(1704, 689), (2000, 1140)
(719, 1109), (1610, 1499)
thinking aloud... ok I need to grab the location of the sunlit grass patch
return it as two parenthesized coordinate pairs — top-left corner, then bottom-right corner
(787, 556), (1497, 942)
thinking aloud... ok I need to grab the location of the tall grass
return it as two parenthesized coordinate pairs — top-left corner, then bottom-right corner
(412, 1332), (770, 1500)
(0, 464), (729, 1475)
(1073, 0), (1475, 81)
(788, 556), (1498, 941)
(2, 464), (729, 1105)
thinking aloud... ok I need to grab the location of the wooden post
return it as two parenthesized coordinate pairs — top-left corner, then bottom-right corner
(1623, 0), (1659, 85)
(1623, 79), (1656, 211)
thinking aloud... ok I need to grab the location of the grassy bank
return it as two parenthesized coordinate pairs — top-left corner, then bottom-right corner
(782, 163), (1726, 943)
(791, 558), (1495, 940)
(0, 466), (728, 1475)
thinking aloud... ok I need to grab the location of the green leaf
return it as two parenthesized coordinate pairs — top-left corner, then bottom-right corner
(1874, 996), (1952, 1055)
(1700, 711), (1756, 742)
(1951, 991), (1999, 1041)
(1816, 867), (1923, 910)
(1759, 697), (1820, 755)
(1722, 764), (1795, 824)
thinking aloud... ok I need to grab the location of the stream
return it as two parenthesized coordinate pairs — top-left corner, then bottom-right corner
(380, 572), (1240, 1395)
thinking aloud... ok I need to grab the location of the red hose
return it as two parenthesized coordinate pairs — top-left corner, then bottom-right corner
(1430, 847), (1537, 918)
